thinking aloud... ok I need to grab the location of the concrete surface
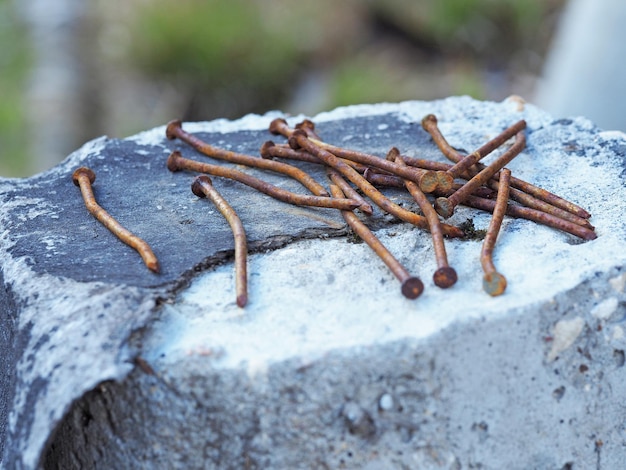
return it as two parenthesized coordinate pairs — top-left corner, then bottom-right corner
(1, 96), (626, 469)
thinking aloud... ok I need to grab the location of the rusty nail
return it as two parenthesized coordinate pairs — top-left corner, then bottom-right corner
(446, 121), (528, 178)
(274, 119), (440, 193)
(192, 175), (248, 308)
(421, 114), (465, 162)
(261, 140), (375, 174)
(480, 169), (512, 296)
(504, 176), (591, 219)
(460, 194), (597, 240)
(488, 180), (594, 229)
(166, 151), (361, 211)
(421, 115), (590, 219)
(383, 147), (446, 192)
(288, 130), (464, 238)
(395, 155), (457, 288)
(295, 119), (322, 140)
(326, 168), (374, 215)
(166, 119), (329, 197)
(329, 183), (424, 299)
(386, 147), (453, 192)
(363, 168), (405, 188)
(269, 118), (293, 138)
(434, 130), (526, 218)
(72, 167), (160, 273)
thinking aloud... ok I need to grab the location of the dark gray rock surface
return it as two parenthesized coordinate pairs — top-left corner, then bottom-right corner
(1, 97), (626, 469)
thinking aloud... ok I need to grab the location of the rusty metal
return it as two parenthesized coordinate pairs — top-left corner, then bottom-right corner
(260, 141), (373, 174)
(481, 169), (511, 296)
(385, 147), (452, 192)
(363, 169), (405, 188)
(397, 150), (593, 227)
(295, 119), (322, 140)
(288, 130), (465, 238)
(192, 175), (248, 308)
(166, 120), (329, 197)
(434, 130), (526, 218)
(421, 114), (591, 219)
(167, 151), (363, 211)
(329, 183), (424, 299)
(72, 167), (160, 273)
(326, 168), (374, 215)
(395, 155), (457, 288)
(271, 118), (441, 193)
(457, 194), (597, 240)
(445, 120), (527, 178)
(488, 179), (594, 229)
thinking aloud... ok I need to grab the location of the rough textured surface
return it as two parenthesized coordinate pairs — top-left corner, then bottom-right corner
(1, 96), (626, 469)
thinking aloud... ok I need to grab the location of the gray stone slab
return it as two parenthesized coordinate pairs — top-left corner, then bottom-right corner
(1, 96), (626, 469)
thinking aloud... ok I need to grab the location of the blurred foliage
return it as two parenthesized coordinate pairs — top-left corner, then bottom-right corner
(0, 0), (564, 176)
(0, 0), (31, 176)
(124, 0), (562, 121)
(125, 0), (366, 120)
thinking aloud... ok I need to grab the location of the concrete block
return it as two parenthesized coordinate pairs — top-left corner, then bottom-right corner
(1, 96), (626, 469)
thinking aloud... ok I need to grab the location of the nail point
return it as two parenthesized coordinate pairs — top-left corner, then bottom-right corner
(236, 293), (248, 308)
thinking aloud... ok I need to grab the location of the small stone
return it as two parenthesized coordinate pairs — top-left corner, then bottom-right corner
(379, 393), (394, 411)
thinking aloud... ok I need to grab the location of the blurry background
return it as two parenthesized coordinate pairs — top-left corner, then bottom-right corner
(0, 0), (622, 177)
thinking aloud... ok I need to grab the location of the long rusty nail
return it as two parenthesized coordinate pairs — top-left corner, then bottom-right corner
(166, 119), (329, 197)
(366, 171), (496, 199)
(318, 143), (440, 193)
(460, 193), (597, 240)
(287, 130), (464, 238)
(481, 169), (511, 296)
(72, 167), (160, 273)
(421, 114), (465, 162)
(445, 121), (528, 179)
(422, 114), (526, 165)
(273, 118), (440, 193)
(191, 175), (248, 308)
(395, 155), (457, 288)
(422, 114), (590, 219)
(488, 179), (594, 229)
(326, 168), (374, 215)
(166, 151), (361, 211)
(386, 147), (452, 193)
(329, 183), (424, 299)
(434, 130), (526, 218)
(262, 140), (382, 175)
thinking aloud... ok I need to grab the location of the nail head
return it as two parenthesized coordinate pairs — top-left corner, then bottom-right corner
(401, 277), (425, 299)
(483, 272), (507, 297)
(269, 118), (288, 135)
(72, 167), (96, 186)
(191, 175), (212, 198)
(433, 266), (458, 289)
(165, 119), (183, 140)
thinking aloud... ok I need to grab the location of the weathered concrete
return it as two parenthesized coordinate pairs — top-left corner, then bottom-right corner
(1, 96), (626, 469)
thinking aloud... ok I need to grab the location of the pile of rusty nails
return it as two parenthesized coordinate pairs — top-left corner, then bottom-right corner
(72, 114), (595, 307)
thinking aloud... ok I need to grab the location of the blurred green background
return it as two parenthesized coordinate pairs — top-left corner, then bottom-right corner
(0, 0), (565, 177)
